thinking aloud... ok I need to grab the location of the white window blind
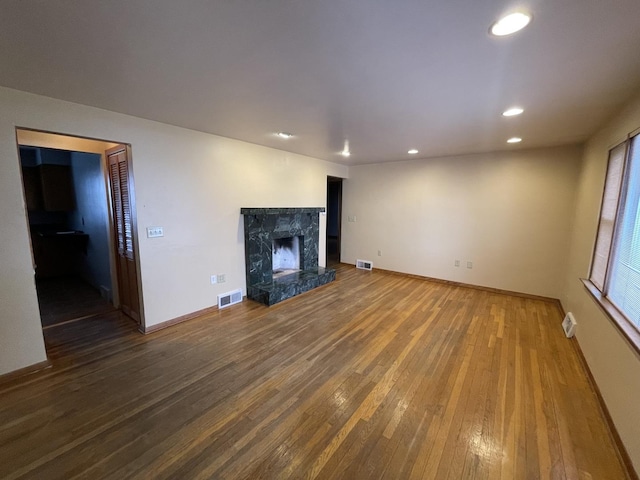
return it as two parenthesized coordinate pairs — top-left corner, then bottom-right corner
(591, 142), (626, 290)
(607, 135), (640, 330)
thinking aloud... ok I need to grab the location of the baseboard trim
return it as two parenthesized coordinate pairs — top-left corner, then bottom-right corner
(571, 333), (639, 479)
(0, 360), (51, 386)
(554, 301), (639, 480)
(141, 304), (220, 334)
(359, 264), (559, 303)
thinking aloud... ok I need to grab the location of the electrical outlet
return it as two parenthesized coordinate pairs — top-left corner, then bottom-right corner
(454, 260), (460, 267)
(210, 275), (217, 285)
(218, 274), (226, 283)
(378, 250), (381, 256)
(467, 261), (473, 269)
(147, 226), (164, 238)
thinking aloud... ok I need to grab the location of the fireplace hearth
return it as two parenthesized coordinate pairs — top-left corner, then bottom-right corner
(241, 208), (336, 305)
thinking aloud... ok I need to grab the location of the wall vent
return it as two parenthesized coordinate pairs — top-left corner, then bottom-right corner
(356, 259), (373, 271)
(218, 289), (243, 309)
(562, 312), (577, 338)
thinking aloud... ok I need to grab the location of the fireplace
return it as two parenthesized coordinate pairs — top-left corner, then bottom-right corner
(272, 236), (302, 278)
(241, 208), (336, 305)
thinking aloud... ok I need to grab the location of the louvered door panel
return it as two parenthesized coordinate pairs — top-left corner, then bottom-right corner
(110, 159), (125, 255)
(117, 159), (134, 259)
(106, 145), (140, 324)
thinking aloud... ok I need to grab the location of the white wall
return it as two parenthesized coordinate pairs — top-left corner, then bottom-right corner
(562, 90), (640, 472)
(342, 146), (583, 298)
(0, 134), (47, 374)
(0, 86), (347, 376)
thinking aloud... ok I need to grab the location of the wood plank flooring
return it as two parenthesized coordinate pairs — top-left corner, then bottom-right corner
(0, 264), (631, 479)
(36, 275), (116, 328)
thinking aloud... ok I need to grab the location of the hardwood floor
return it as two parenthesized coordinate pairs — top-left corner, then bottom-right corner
(36, 275), (116, 328)
(0, 264), (631, 479)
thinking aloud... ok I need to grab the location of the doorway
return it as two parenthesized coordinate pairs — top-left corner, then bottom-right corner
(326, 176), (343, 266)
(16, 129), (142, 330)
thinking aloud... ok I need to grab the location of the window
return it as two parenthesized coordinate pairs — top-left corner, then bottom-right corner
(588, 132), (640, 351)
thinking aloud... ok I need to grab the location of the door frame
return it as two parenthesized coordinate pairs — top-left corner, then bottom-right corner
(14, 127), (146, 330)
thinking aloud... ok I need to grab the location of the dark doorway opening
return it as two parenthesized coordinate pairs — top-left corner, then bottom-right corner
(16, 129), (143, 334)
(326, 176), (343, 266)
(19, 144), (116, 329)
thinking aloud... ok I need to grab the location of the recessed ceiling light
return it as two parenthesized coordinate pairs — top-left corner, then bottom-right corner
(502, 107), (524, 117)
(490, 12), (532, 36)
(507, 137), (522, 143)
(340, 140), (351, 157)
(408, 149), (419, 154)
(276, 132), (293, 139)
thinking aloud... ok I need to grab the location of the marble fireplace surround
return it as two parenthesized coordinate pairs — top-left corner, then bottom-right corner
(241, 207), (336, 306)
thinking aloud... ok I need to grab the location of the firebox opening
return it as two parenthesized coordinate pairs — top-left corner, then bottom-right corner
(272, 236), (302, 279)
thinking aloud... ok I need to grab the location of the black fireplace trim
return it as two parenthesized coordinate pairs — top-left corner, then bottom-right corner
(240, 207), (325, 215)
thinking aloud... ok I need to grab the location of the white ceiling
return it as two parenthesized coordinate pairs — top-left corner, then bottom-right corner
(2, 1), (640, 165)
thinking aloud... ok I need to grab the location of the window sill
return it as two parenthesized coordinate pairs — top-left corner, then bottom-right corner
(581, 278), (640, 356)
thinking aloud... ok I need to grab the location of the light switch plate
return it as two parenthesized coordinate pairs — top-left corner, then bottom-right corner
(147, 226), (164, 238)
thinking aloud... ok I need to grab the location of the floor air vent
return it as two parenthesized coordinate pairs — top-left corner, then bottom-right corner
(356, 259), (373, 271)
(562, 312), (577, 338)
(218, 289), (243, 309)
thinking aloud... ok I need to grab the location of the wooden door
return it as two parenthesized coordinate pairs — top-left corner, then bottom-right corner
(106, 145), (141, 324)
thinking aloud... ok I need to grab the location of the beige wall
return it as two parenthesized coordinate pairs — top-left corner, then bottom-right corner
(0, 86), (347, 376)
(342, 146), (583, 298)
(562, 91), (640, 472)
